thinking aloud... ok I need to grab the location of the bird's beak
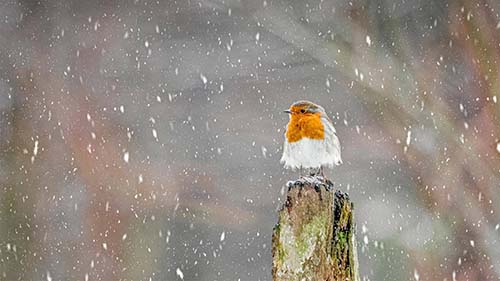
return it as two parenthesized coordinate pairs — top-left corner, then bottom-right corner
(283, 110), (291, 114)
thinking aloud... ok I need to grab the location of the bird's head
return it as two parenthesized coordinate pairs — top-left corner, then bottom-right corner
(284, 100), (325, 116)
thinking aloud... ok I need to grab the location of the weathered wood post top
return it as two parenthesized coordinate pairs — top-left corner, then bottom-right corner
(272, 176), (359, 281)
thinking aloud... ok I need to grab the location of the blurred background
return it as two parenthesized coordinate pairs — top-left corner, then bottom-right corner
(1, 0), (500, 280)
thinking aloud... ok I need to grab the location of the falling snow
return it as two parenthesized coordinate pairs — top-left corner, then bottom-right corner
(1, 1), (499, 281)
(123, 152), (130, 163)
(200, 73), (208, 84)
(176, 268), (184, 280)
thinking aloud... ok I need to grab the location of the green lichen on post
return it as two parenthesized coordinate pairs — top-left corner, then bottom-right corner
(272, 176), (359, 281)
(296, 214), (327, 257)
(330, 190), (357, 280)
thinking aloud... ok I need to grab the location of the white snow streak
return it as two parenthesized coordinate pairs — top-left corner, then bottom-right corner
(200, 73), (207, 85)
(176, 268), (184, 279)
(123, 152), (130, 163)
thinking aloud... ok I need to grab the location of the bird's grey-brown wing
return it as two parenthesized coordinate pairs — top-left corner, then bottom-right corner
(322, 114), (342, 165)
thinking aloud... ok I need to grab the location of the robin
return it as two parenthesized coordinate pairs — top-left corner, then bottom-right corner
(280, 100), (342, 176)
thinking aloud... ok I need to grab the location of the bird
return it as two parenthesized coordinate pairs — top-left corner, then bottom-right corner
(280, 100), (342, 177)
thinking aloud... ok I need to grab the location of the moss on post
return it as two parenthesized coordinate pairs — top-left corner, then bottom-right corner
(272, 176), (359, 281)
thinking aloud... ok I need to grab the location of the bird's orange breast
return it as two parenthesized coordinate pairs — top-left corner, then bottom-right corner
(286, 113), (325, 143)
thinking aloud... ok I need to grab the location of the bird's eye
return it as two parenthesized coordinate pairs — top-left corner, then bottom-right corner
(300, 109), (306, 113)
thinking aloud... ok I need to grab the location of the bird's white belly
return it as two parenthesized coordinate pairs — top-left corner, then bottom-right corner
(280, 137), (342, 170)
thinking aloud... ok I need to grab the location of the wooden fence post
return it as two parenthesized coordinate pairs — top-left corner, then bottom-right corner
(272, 176), (359, 280)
